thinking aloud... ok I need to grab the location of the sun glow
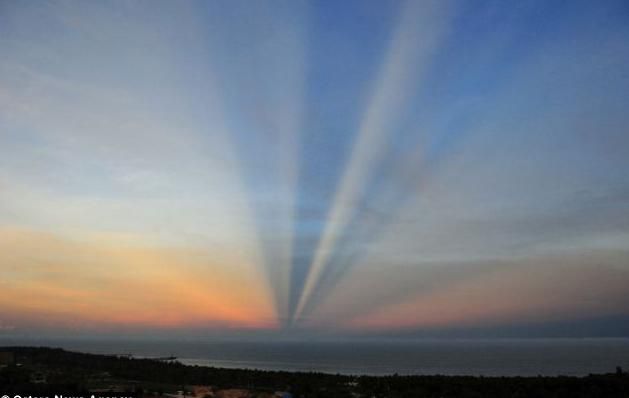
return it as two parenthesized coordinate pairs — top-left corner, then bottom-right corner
(1, 0), (629, 337)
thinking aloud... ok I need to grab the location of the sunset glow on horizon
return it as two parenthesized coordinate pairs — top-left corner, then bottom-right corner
(1, 0), (629, 339)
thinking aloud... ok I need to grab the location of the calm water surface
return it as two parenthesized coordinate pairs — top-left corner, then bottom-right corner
(2, 338), (628, 376)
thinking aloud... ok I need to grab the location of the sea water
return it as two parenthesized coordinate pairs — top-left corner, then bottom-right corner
(2, 337), (628, 376)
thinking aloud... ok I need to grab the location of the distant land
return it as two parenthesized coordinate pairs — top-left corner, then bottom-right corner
(2, 347), (629, 398)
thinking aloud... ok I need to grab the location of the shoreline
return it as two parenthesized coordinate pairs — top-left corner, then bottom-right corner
(2, 337), (629, 377)
(2, 346), (629, 397)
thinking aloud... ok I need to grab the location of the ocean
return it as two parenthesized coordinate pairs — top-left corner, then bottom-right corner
(1, 337), (628, 377)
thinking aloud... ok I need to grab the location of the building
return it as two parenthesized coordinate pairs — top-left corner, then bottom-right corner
(214, 389), (251, 398)
(191, 385), (215, 398)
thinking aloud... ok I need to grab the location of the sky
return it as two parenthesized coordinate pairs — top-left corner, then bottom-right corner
(1, 0), (629, 340)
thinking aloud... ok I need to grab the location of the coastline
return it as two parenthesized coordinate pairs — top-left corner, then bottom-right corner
(2, 337), (629, 377)
(2, 346), (629, 398)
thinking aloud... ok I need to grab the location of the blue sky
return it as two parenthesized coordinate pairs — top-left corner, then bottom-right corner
(1, 0), (628, 337)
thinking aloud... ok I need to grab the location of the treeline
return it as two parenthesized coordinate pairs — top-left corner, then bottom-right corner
(1, 346), (629, 398)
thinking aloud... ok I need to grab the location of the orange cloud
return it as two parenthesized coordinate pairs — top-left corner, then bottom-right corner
(341, 253), (629, 332)
(0, 227), (277, 331)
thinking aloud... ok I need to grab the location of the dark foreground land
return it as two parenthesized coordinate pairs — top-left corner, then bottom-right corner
(1, 346), (629, 398)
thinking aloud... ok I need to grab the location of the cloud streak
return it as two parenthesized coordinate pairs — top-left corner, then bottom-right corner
(1, 0), (628, 338)
(294, 0), (453, 322)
